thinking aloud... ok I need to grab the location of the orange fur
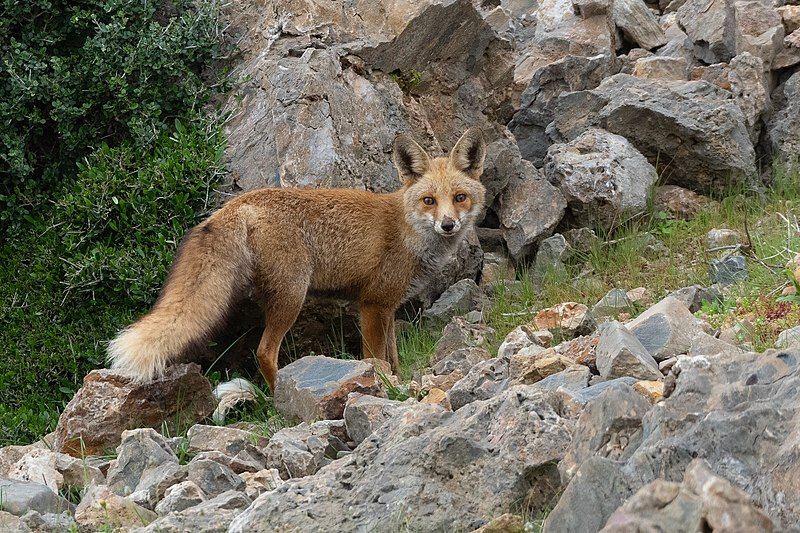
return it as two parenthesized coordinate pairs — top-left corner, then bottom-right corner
(108, 128), (487, 391)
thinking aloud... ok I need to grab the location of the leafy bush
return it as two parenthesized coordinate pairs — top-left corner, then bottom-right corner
(0, 121), (226, 444)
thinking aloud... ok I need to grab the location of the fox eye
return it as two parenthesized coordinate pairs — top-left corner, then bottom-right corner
(422, 197), (436, 205)
(454, 193), (467, 203)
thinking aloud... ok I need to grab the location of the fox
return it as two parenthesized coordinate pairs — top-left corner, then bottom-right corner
(107, 127), (487, 392)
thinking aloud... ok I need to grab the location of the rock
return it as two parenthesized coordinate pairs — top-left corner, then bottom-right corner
(191, 450), (266, 476)
(544, 128), (657, 230)
(0, 511), (21, 531)
(18, 510), (78, 532)
(627, 296), (703, 361)
(0, 444), (42, 478)
(563, 227), (600, 252)
(106, 428), (185, 509)
(670, 284), (722, 312)
(8, 448), (104, 493)
(421, 370), (464, 392)
(154, 480), (206, 515)
(498, 172), (567, 260)
(186, 424), (267, 456)
(688, 332), (742, 358)
(633, 380), (665, 403)
(0, 479), (73, 517)
(53, 363), (215, 457)
(509, 352), (572, 384)
(729, 53), (768, 143)
(139, 490), (251, 533)
(572, 0), (611, 18)
(497, 325), (548, 360)
(422, 279), (487, 324)
(532, 233), (572, 277)
(677, 0), (735, 64)
(228, 387), (573, 532)
(534, 302), (597, 338)
(766, 72), (800, 169)
(273, 356), (385, 424)
(625, 287), (652, 306)
(432, 347), (489, 376)
(602, 459), (775, 531)
(264, 420), (349, 479)
(530, 0), (615, 59)
(448, 357), (511, 411)
(658, 357), (678, 374)
(480, 252), (516, 286)
(344, 394), (408, 446)
(776, 326), (800, 349)
(186, 458), (245, 498)
(611, 0), (668, 50)
(733, 1), (784, 70)
(239, 469), (283, 500)
(530, 365), (592, 394)
(75, 484), (157, 530)
(596, 322), (662, 380)
(557, 377), (640, 410)
(632, 56), (687, 80)
(652, 185), (714, 220)
(551, 74), (756, 194)
(471, 513), (524, 533)
(709, 255), (748, 286)
(509, 53), (618, 166)
(432, 317), (496, 363)
(592, 288), (634, 320)
(420, 387), (451, 409)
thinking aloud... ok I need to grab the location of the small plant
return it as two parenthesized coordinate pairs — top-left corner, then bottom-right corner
(390, 69), (424, 94)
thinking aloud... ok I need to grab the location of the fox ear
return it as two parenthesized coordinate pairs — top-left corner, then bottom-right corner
(393, 134), (431, 183)
(449, 127), (486, 180)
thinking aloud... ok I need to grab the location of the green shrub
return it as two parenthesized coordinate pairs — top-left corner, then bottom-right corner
(0, 121), (226, 445)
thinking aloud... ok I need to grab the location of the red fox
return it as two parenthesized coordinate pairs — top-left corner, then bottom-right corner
(108, 128), (487, 391)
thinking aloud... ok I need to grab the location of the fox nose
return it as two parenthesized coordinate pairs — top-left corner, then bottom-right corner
(441, 217), (456, 232)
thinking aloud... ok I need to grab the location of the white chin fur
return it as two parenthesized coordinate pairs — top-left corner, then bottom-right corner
(434, 222), (461, 236)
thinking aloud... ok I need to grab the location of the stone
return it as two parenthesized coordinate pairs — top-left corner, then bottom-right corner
(432, 317), (496, 363)
(432, 347), (489, 376)
(53, 363), (215, 457)
(139, 490), (251, 533)
(191, 450), (266, 476)
(448, 357), (511, 411)
(670, 284), (722, 312)
(596, 322), (662, 380)
(240, 469), (283, 500)
(422, 279), (487, 324)
(544, 128), (658, 230)
(0, 444), (42, 479)
(677, 0), (735, 64)
(18, 510), (78, 532)
(421, 370), (463, 392)
(534, 302), (597, 338)
(8, 448), (104, 493)
(632, 56), (687, 80)
(497, 325), (547, 360)
(480, 252), (515, 286)
(186, 458), (245, 498)
(420, 388), (451, 409)
(530, 365), (592, 395)
(551, 74), (756, 194)
(625, 287), (652, 306)
(498, 172), (566, 260)
(0, 511), (20, 531)
(558, 377), (639, 409)
(602, 459), (775, 531)
(154, 480), (206, 515)
(728, 53), (768, 143)
(0, 479), (73, 517)
(75, 484), (157, 530)
(633, 380), (665, 403)
(106, 428), (185, 509)
(563, 227), (600, 252)
(509, 353), (572, 384)
(611, 0), (668, 50)
(709, 255), (748, 286)
(592, 288), (634, 320)
(273, 356), (385, 424)
(228, 387), (573, 532)
(733, 1), (784, 70)
(532, 233), (572, 277)
(626, 296), (703, 361)
(766, 72), (800, 169)
(776, 326), (800, 349)
(471, 513), (524, 533)
(344, 394), (408, 446)
(572, 0), (611, 18)
(778, 5), (800, 34)
(186, 424), (268, 456)
(659, 357), (678, 374)
(264, 420), (349, 479)
(652, 185), (714, 220)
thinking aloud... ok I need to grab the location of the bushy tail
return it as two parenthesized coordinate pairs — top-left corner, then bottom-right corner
(108, 212), (251, 382)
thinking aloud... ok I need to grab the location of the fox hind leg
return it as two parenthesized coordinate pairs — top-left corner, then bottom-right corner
(360, 303), (399, 375)
(256, 284), (307, 393)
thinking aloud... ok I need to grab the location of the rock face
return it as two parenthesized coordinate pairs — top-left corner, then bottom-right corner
(53, 364), (215, 457)
(767, 71), (800, 169)
(545, 128), (658, 229)
(551, 74), (756, 193)
(274, 356), (386, 423)
(229, 388), (573, 532)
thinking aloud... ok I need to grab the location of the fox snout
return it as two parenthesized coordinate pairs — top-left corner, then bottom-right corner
(435, 216), (461, 236)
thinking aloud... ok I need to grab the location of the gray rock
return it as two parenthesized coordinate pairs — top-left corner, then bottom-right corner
(592, 288), (634, 320)
(706, 228), (743, 249)
(563, 227), (600, 252)
(728, 53), (769, 143)
(432, 347), (489, 376)
(733, 1), (784, 70)
(422, 279), (486, 324)
(274, 356), (385, 424)
(154, 480), (206, 515)
(767, 72), (800, 169)
(448, 356), (511, 410)
(532, 233), (572, 277)
(228, 387), (573, 532)
(0, 511), (21, 531)
(76, 484), (157, 531)
(709, 255), (748, 285)
(0, 479), (73, 517)
(137, 490), (251, 533)
(190, 450), (265, 476)
(776, 326), (800, 349)
(186, 425), (267, 456)
(627, 296), (703, 361)
(545, 128), (659, 231)
(562, 377), (640, 408)
(344, 395), (408, 446)
(530, 365), (592, 394)
(611, 0), (668, 50)
(688, 332), (743, 357)
(264, 420), (349, 479)
(560, 385), (652, 481)
(185, 459), (244, 498)
(677, 0), (736, 63)
(596, 322), (662, 380)
(632, 56), (687, 80)
(550, 74), (756, 194)
(669, 284), (722, 312)
(18, 510), (78, 533)
(497, 325), (547, 360)
(432, 317), (496, 363)
(498, 172), (567, 261)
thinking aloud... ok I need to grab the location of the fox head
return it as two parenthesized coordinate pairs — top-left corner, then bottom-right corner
(393, 128), (487, 239)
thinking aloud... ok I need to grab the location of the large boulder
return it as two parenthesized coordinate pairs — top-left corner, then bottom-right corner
(229, 388), (573, 532)
(53, 364), (216, 457)
(0, 479), (73, 517)
(263, 420), (349, 479)
(550, 74), (756, 194)
(767, 71), (800, 169)
(544, 128), (658, 230)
